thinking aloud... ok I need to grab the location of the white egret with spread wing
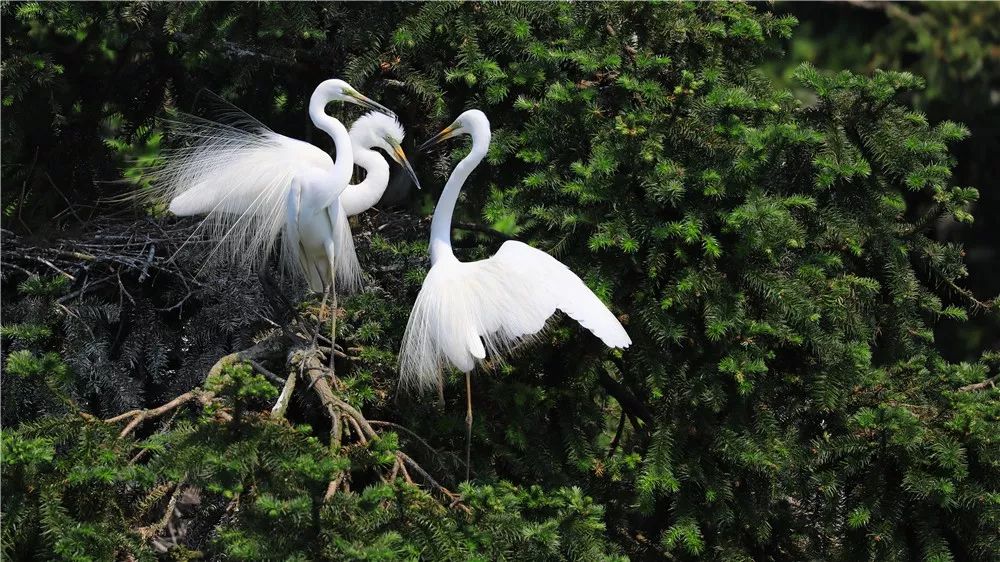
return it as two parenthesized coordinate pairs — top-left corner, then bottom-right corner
(399, 109), (631, 478)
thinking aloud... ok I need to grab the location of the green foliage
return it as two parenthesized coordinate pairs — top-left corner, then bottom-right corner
(2, 2), (998, 561)
(2, 412), (623, 561)
(772, 1), (1000, 361)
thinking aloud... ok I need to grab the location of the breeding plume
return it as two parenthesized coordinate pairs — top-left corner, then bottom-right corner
(399, 110), (631, 476)
(154, 79), (417, 292)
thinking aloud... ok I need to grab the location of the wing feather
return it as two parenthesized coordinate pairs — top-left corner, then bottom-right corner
(150, 113), (333, 271)
(399, 241), (630, 390)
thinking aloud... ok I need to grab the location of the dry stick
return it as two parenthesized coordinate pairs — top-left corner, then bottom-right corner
(347, 416), (368, 445)
(270, 371), (297, 419)
(398, 459), (414, 484)
(105, 336), (284, 437)
(249, 359), (284, 385)
(607, 410), (627, 459)
(398, 451), (467, 511)
(324, 474), (344, 502)
(389, 458), (401, 482)
(368, 420), (454, 464)
(959, 375), (999, 392)
(317, 345), (357, 361)
(331, 412), (343, 450)
(138, 480), (184, 540)
(294, 349), (348, 499)
(295, 351), (465, 507)
(109, 390), (201, 439)
(34, 256), (75, 280)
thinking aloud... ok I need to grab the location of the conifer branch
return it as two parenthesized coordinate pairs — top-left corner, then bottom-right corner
(919, 261), (994, 314)
(600, 362), (653, 425)
(369, 420), (455, 464)
(137, 480), (184, 540)
(453, 222), (517, 241)
(607, 410), (627, 458)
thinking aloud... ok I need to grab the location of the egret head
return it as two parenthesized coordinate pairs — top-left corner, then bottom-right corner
(419, 109), (490, 151)
(350, 112), (421, 190)
(310, 79), (395, 118)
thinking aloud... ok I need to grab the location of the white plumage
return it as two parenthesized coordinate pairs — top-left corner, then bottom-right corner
(160, 118), (332, 275)
(399, 110), (630, 392)
(146, 80), (411, 293)
(330, 112), (417, 291)
(400, 241), (632, 388)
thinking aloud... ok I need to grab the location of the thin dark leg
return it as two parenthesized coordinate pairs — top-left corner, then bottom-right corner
(465, 371), (472, 482)
(310, 288), (329, 349)
(328, 272), (337, 370)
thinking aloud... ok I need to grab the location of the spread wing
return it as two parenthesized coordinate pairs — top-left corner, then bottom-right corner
(399, 240), (630, 390)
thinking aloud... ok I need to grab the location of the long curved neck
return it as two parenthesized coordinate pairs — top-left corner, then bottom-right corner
(309, 97), (353, 208)
(340, 145), (389, 216)
(429, 141), (488, 264)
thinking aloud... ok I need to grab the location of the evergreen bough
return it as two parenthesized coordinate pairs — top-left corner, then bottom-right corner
(2, 2), (997, 560)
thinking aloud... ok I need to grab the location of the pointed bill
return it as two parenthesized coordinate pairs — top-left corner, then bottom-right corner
(388, 139), (422, 190)
(418, 124), (458, 152)
(345, 89), (396, 118)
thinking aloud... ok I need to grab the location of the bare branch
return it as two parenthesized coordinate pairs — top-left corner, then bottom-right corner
(959, 375), (998, 392)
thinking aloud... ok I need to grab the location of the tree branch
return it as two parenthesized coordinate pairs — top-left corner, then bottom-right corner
(959, 375), (998, 392)
(291, 347), (466, 509)
(598, 368), (653, 425)
(105, 335), (286, 437)
(453, 222), (516, 242)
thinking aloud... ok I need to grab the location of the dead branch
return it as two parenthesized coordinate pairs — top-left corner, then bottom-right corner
(105, 335), (286, 437)
(3, 218), (208, 305)
(397, 451), (467, 512)
(137, 480), (184, 540)
(606, 410), (627, 458)
(958, 375), (998, 392)
(369, 420), (457, 465)
(290, 347), (466, 509)
(270, 370), (297, 419)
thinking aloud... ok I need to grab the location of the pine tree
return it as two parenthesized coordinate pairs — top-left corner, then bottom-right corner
(2, 2), (997, 560)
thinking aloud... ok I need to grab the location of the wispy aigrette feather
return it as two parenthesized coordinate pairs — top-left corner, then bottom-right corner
(140, 84), (408, 292)
(155, 114), (333, 276)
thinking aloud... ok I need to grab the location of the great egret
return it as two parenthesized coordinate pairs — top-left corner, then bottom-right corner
(328, 111), (421, 292)
(156, 79), (418, 294)
(399, 109), (631, 477)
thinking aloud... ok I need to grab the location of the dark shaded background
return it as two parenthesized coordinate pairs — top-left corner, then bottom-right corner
(3, 1), (997, 356)
(773, 1), (999, 359)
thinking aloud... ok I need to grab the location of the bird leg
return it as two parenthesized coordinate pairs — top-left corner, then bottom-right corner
(465, 371), (473, 482)
(309, 288), (329, 351)
(328, 271), (337, 371)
